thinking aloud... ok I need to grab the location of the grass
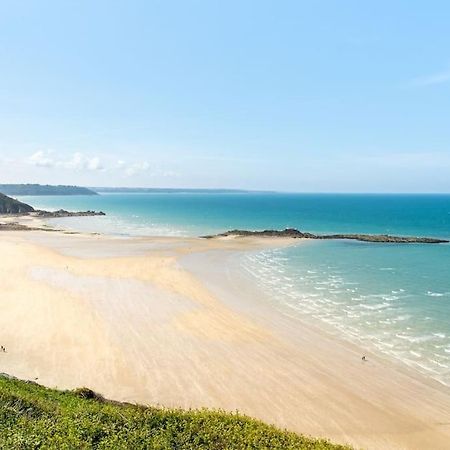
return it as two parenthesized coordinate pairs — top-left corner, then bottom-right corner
(0, 375), (351, 450)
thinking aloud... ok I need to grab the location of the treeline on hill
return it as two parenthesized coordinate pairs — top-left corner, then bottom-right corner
(0, 375), (350, 450)
(0, 184), (97, 196)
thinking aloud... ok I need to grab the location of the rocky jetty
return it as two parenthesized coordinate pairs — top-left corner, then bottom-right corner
(207, 228), (449, 244)
(0, 193), (35, 214)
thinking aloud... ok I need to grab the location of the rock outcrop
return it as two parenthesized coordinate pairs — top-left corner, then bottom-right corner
(0, 193), (35, 214)
(0, 193), (105, 219)
(207, 228), (449, 244)
(32, 209), (105, 218)
(0, 222), (39, 231)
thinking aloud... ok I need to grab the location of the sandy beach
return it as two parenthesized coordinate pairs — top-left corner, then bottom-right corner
(1, 224), (450, 449)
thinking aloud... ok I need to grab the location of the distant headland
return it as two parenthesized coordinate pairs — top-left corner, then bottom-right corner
(0, 184), (98, 196)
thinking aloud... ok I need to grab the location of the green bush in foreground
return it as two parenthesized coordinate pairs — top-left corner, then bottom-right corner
(0, 375), (350, 450)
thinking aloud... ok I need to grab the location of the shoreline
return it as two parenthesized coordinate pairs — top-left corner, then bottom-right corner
(12, 213), (450, 392)
(1, 221), (450, 448)
(180, 246), (450, 391)
(3, 212), (449, 244)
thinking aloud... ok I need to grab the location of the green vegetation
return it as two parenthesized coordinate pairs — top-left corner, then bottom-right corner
(0, 375), (350, 450)
(0, 193), (34, 214)
(0, 184), (97, 196)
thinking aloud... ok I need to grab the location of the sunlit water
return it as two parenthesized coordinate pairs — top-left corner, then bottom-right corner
(20, 193), (450, 384)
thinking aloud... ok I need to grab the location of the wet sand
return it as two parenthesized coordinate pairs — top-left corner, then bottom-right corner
(1, 227), (450, 449)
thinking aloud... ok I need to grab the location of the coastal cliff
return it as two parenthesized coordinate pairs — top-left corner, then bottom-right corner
(0, 193), (35, 214)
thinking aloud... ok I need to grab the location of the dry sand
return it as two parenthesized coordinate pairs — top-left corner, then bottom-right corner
(1, 227), (450, 449)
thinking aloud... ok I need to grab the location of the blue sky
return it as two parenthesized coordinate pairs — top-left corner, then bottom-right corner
(0, 1), (449, 192)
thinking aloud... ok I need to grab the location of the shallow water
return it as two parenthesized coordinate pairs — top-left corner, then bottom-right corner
(241, 240), (450, 385)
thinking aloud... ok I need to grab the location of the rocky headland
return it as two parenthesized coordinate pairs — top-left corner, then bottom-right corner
(0, 193), (105, 219)
(0, 193), (105, 232)
(0, 193), (35, 214)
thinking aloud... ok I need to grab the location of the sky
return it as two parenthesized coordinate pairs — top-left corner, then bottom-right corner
(0, 1), (449, 192)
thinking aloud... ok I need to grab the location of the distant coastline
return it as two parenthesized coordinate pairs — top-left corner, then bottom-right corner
(91, 187), (273, 194)
(1, 184), (278, 196)
(0, 184), (98, 196)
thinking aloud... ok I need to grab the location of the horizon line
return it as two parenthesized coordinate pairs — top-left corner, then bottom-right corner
(2, 183), (450, 195)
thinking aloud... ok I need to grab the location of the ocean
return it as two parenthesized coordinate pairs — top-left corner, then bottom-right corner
(19, 192), (450, 385)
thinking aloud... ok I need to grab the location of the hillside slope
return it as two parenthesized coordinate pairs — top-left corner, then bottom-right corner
(0, 193), (34, 214)
(0, 375), (349, 450)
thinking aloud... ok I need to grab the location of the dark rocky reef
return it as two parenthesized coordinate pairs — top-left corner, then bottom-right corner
(0, 193), (35, 214)
(32, 209), (105, 218)
(207, 228), (449, 244)
(314, 233), (448, 244)
(0, 222), (38, 231)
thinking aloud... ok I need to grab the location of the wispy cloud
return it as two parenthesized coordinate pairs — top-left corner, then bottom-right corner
(25, 150), (176, 178)
(120, 161), (177, 178)
(27, 150), (105, 171)
(410, 68), (450, 87)
(28, 150), (56, 168)
(124, 161), (150, 176)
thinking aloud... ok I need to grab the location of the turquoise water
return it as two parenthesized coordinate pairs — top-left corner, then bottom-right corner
(20, 193), (450, 384)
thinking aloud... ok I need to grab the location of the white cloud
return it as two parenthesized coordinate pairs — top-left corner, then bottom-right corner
(116, 160), (177, 178)
(410, 68), (450, 87)
(27, 150), (104, 171)
(24, 150), (176, 179)
(87, 157), (102, 171)
(125, 161), (151, 176)
(28, 150), (56, 168)
(65, 152), (104, 171)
